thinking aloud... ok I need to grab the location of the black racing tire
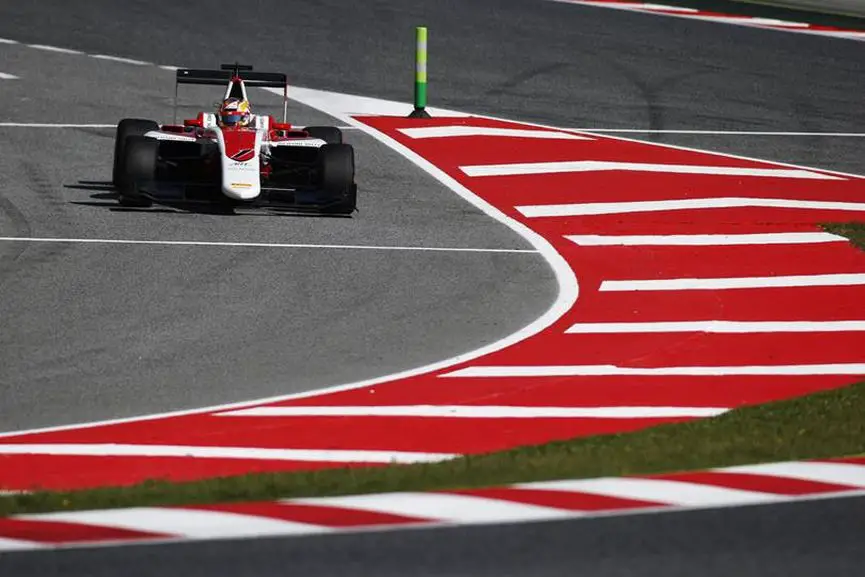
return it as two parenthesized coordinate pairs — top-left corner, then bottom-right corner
(118, 136), (157, 207)
(318, 143), (356, 214)
(113, 118), (159, 186)
(304, 125), (342, 144)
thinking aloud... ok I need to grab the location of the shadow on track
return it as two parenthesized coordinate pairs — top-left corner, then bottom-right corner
(63, 181), (353, 218)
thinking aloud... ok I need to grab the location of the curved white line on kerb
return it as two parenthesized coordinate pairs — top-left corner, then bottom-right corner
(0, 89), (578, 439)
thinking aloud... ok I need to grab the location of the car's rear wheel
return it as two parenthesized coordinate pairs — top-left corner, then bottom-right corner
(113, 119), (159, 187)
(304, 125), (342, 144)
(318, 143), (356, 214)
(118, 136), (157, 207)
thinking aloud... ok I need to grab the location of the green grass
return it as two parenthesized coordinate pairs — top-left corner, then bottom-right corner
(1, 222), (864, 517)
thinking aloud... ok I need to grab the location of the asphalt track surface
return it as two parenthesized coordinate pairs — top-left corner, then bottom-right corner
(1, 0), (864, 574)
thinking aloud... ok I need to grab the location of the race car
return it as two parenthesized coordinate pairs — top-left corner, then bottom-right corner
(112, 63), (357, 214)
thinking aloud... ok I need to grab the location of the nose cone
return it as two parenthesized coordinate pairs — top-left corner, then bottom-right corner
(222, 177), (261, 200)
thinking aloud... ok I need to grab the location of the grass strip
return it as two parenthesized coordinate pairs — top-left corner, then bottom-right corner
(1, 221), (863, 516)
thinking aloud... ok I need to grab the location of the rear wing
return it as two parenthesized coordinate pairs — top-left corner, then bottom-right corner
(173, 64), (288, 123)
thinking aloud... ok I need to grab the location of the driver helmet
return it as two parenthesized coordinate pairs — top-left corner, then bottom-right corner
(217, 97), (251, 127)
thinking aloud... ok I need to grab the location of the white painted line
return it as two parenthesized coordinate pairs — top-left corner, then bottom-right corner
(0, 237), (536, 255)
(689, 16), (809, 28)
(520, 477), (784, 506)
(289, 492), (575, 523)
(0, 38), (19, 45)
(0, 123), (115, 128)
(600, 273), (865, 292)
(0, 537), (44, 551)
(565, 232), (845, 246)
(551, 1), (865, 43)
(90, 54), (151, 66)
(517, 197), (865, 218)
(460, 160), (838, 180)
(571, 1), (698, 12)
(0, 73), (18, 80)
(216, 405), (727, 419)
(716, 461), (865, 488)
(17, 508), (328, 539)
(26, 44), (83, 55)
(569, 129), (865, 137)
(158, 65), (180, 71)
(442, 364), (865, 378)
(398, 126), (591, 140)
(0, 444), (455, 464)
(565, 321), (865, 334)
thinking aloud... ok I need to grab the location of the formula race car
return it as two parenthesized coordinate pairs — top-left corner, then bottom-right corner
(112, 63), (357, 214)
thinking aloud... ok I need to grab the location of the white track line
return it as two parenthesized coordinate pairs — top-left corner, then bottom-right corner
(600, 273), (865, 292)
(0, 73), (18, 80)
(0, 444), (455, 464)
(566, 321), (865, 334)
(216, 405), (727, 419)
(518, 197), (865, 218)
(89, 54), (150, 66)
(519, 477), (784, 506)
(16, 508), (328, 539)
(289, 492), (575, 523)
(574, 1), (698, 12)
(0, 123), (115, 128)
(0, 237), (536, 254)
(398, 126), (590, 140)
(570, 129), (865, 137)
(565, 232), (845, 246)
(26, 44), (83, 55)
(442, 364), (865, 378)
(0, 537), (44, 552)
(716, 462), (865, 487)
(0, 38), (19, 45)
(460, 160), (838, 179)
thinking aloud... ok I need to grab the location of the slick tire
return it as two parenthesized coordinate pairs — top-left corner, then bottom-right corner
(318, 143), (356, 215)
(304, 125), (343, 144)
(113, 118), (159, 187)
(118, 135), (157, 208)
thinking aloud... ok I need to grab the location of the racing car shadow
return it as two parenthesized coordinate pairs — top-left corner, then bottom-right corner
(64, 181), (354, 217)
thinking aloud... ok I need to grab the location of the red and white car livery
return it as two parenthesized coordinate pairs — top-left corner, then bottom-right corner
(112, 64), (357, 214)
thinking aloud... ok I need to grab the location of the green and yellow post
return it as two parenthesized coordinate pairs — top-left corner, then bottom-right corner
(409, 26), (431, 118)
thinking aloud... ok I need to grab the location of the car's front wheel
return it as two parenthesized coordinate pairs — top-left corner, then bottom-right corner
(117, 136), (157, 207)
(113, 119), (158, 187)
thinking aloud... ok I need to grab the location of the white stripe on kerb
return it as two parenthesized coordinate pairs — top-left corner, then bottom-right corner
(517, 197), (865, 218)
(442, 364), (865, 378)
(566, 321), (865, 334)
(289, 492), (575, 523)
(0, 444), (455, 464)
(717, 462), (865, 488)
(600, 273), (865, 292)
(0, 38), (19, 44)
(16, 508), (328, 539)
(27, 44), (83, 55)
(398, 126), (591, 140)
(565, 232), (845, 246)
(90, 54), (151, 66)
(0, 537), (45, 551)
(217, 405), (727, 419)
(460, 160), (837, 179)
(0, 73), (18, 80)
(518, 477), (784, 506)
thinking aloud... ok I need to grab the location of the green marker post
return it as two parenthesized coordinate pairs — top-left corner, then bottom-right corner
(409, 26), (431, 118)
